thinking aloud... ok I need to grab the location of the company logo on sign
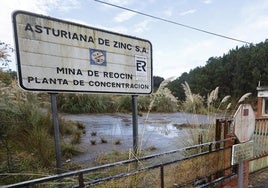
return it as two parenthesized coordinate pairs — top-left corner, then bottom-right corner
(89, 49), (107, 66)
(90, 49), (107, 66)
(135, 55), (147, 81)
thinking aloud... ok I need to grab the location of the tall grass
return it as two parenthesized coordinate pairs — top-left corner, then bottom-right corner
(180, 81), (252, 156)
(176, 81), (234, 158)
(138, 77), (178, 156)
(0, 81), (82, 184)
(57, 93), (117, 113)
(0, 73), (253, 186)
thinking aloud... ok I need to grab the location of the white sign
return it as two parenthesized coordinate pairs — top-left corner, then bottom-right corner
(233, 104), (255, 143)
(231, 141), (254, 165)
(12, 11), (152, 94)
(257, 86), (268, 97)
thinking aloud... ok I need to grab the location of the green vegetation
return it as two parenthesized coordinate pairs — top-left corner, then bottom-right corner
(100, 137), (108, 144)
(94, 150), (130, 165)
(0, 70), (16, 85)
(114, 139), (121, 145)
(179, 83), (229, 149)
(168, 40), (268, 102)
(57, 93), (117, 113)
(0, 41), (14, 68)
(90, 140), (97, 145)
(0, 80), (83, 184)
(180, 81), (231, 115)
(0, 68), (178, 185)
(56, 79), (178, 114)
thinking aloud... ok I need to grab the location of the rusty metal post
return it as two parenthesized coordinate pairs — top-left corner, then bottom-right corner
(78, 173), (85, 188)
(132, 95), (138, 155)
(51, 93), (62, 174)
(160, 165), (164, 188)
(215, 119), (222, 149)
(209, 143), (213, 152)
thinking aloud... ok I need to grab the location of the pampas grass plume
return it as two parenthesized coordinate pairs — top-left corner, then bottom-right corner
(226, 103), (231, 110)
(238, 93), (252, 103)
(221, 95), (231, 103)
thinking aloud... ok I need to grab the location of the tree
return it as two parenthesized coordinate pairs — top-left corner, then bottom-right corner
(0, 41), (14, 69)
(167, 72), (189, 100)
(153, 76), (164, 88)
(168, 39), (268, 101)
(0, 42), (16, 85)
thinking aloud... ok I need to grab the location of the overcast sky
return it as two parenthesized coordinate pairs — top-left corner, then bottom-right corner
(1, 0), (268, 78)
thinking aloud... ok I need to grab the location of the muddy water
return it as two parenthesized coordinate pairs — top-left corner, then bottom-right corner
(63, 112), (212, 164)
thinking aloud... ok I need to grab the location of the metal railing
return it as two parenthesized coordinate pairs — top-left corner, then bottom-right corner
(3, 117), (268, 187)
(4, 138), (236, 188)
(253, 119), (268, 156)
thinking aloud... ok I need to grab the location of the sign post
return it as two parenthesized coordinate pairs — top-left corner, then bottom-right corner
(13, 10), (152, 173)
(232, 104), (255, 188)
(132, 95), (138, 155)
(50, 93), (62, 174)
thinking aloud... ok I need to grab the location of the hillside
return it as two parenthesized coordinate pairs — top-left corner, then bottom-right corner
(168, 39), (268, 101)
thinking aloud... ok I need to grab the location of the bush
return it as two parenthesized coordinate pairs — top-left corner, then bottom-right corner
(57, 93), (117, 113)
(117, 96), (132, 113)
(137, 96), (151, 112)
(61, 143), (81, 159)
(0, 80), (83, 184)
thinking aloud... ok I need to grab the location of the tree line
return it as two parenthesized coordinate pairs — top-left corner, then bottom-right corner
(168, 39), (268, 101)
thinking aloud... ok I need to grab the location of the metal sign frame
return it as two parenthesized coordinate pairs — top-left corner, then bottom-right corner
(231, 140), (254, 165)
(12, 10), (153, 95)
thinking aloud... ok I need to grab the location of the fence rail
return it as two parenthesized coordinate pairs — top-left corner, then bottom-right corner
(5, 138), (236, 188)
(4, 118), (268, 188)
(253, 119), (268, 156)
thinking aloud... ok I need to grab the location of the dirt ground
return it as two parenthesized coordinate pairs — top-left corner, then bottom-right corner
(249, 167), (268, 188)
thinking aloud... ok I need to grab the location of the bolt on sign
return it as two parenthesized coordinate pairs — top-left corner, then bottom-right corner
(233, 104), (255, 143)
(12, 11), (153, 94)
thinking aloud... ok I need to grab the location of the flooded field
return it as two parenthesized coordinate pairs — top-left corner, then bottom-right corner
(63, 112), (213, 164)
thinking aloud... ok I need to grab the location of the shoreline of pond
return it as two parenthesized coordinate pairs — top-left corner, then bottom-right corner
(62, 112), (214, 165)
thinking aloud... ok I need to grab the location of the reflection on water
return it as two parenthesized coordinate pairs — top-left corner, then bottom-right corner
(63, 112), (213, 163)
